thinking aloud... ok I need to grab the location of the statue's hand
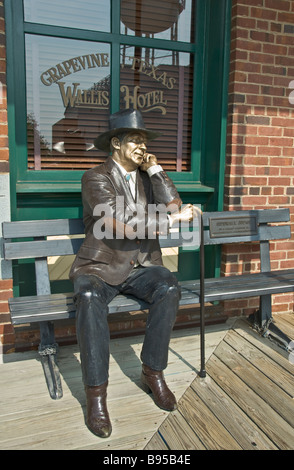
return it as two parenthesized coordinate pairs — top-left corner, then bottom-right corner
(139, 153), (158, 172)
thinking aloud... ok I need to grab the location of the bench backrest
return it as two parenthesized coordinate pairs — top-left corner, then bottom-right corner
(2, 208), (290, 296)
(2, 208), (290, 261)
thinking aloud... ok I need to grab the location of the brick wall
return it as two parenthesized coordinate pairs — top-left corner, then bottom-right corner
(224, 0), (294, 316)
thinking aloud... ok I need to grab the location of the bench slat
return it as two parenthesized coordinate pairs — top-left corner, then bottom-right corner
(8, 269), (294, 325)
(2, 218), (85, 238)
(2, 208), (289, 240)
(3, 232), (200, 260)
(203, 208), (290, 225)
(204, 223), (291, 245)
(3, 238), (85, 260)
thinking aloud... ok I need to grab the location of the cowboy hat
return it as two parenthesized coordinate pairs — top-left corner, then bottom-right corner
(94, 109), (161, 152)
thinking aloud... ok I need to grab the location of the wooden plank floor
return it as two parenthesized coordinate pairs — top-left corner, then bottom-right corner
(145, 315), (294, 450)
(0, 315), (293, 450)
(0, 321), (230, 450)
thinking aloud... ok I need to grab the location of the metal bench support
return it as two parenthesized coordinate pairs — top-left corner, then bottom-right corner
(248, 236), (292, 352)
(35, 255), (63, 399)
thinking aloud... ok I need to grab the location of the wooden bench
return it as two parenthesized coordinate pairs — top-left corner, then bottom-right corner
(2, 208), (294, 400)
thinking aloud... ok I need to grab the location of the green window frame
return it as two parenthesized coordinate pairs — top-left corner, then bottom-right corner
(5, 0), (231, 223)
(5, 0), (232, 288)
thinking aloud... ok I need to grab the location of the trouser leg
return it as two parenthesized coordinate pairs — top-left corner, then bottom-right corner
(73, 275), (118, 386)
(120, 266), (181, 371)
(142, 279), (180, 370)
(73, 267), (180, 384)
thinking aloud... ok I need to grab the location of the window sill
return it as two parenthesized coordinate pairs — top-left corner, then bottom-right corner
(16, 181), (215, 194)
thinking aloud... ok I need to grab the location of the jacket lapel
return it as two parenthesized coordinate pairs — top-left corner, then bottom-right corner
(136, 171), (148, 210)
(105, 157), (138, 211)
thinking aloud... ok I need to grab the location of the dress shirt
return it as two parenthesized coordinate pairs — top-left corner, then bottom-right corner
(113, 160), (163, 200)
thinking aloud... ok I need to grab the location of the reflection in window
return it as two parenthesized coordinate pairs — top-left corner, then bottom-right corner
(120, 47), (193, 171)
(120, 0), (194, 43)
(26, 35), (111, 170)
(24, 0), (110, 32)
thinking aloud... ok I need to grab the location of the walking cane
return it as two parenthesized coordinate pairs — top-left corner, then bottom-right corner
(198, 210), (206, 378)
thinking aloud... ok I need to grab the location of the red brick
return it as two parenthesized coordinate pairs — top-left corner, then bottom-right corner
(262, 65), (287, 76)
(268, 196), (290, 205)
(250, 31), (275, 43)
(243, 176), (268, 186)
(0, 110), (7, 123)
(234, 83), (260, 94)
(258, 126), (283, 136)
(276, 34), (294, 46)
(277, 11), (294, 23)
(230, 49), (248, 62)
(244, 156), (269, 166)
(275, 56), (294, 67)
(268, 177), (291, 186)
(257, 146), (282, 156)
(235, 39), (262, 53)
(246, 115), (270, 125)
(0, 161), (9, 171)
(249, 52), (275, 65)
(265, 0), (291, 11)
(282, 147), (294, 156)
(0, 331), (15, 345)
(271, 22), (282, 33)
(269, 137), (293, 147)
(248, 73), (273, 85)
(245, 136), (269, 146)
(274, 76), (293, 87)
(246, 95), (272, 106)
(0, 290), (12, 301)
(271, 117), (293, 127)
(256, 20), (270, 31)
(242, 196), (268, 206)
(0, 302), (9, 314)
(236, 62), (261, 74)
(235, 16), (256, 29)
(284, 129), (294, 138)
(0, 323), (14, 335)
(262, 85), (286, 97)
(251, 7), (277, 20)
(270, 157), (293, 166)
(0, 279), (13, 289)
(280, 260), (294, 269)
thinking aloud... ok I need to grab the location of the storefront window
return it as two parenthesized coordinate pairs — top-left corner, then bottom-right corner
(120, 47), (193, 171)
(11, 0), (199, 175)
(26, 35), (111, 170)
(120, 0), (193, 43)
(24, 0), (110, 32)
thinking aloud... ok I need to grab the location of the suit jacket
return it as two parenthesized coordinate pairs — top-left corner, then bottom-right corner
(69, 157), (181, 285)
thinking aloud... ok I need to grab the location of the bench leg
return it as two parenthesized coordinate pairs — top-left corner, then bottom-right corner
(248, 294), (292, 352)
(38, 322), (63, 400)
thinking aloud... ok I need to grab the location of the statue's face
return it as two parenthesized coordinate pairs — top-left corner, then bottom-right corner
(112, 131), (147, 171)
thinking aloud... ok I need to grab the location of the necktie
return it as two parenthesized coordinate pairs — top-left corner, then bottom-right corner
(125, 172), (136, 199)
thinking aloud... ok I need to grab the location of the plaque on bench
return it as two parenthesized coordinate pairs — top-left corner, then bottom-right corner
(209, 216), (258, 238)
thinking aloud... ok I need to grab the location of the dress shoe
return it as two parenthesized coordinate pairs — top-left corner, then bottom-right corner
(85, 382), (112, 438)
(141, 364), (177, 411)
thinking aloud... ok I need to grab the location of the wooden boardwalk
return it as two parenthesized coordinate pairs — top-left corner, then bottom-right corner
(146, 315), (294, 450)
(0, 315), (293, 450)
